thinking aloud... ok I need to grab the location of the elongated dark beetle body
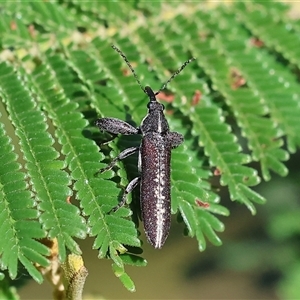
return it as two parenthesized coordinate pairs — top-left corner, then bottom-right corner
(96, 45), (195, 248)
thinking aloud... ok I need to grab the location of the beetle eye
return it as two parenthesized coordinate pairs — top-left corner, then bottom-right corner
(147, 102), (151, 109)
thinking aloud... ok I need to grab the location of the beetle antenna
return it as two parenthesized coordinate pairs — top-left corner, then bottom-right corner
(155, 57), (195, 95)
(112, 45), (146, 95)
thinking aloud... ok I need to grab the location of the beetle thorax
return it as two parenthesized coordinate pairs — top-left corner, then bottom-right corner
(141, 110), (169, 134)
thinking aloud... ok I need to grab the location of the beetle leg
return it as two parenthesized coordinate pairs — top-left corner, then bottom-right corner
(95, 118), (139, 135)
(111, 177), (141, 212)
(97, 146), (139, 174)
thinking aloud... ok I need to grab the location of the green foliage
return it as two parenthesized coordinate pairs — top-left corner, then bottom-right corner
(0, 113), (48, 283)
(0, 0), (299, 296)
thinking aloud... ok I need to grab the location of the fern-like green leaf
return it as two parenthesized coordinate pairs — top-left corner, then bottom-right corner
(170, 118), (229, 251)
(235, 2), (300, 68)
(186, 9), (290, 180)
(0, 113), (48, 282)
(232, 4), (300, 153)
(0, 62), (85, 261)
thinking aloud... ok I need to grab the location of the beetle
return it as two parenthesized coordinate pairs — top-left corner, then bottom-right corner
(96, 45), (195, 248)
